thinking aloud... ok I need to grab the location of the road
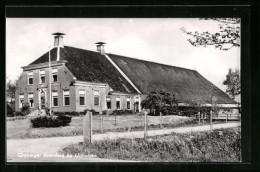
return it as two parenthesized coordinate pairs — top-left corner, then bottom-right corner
(7, 122), (240, 162)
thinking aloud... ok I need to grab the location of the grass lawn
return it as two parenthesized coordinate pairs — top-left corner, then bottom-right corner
(60, 127), (241, 162)
(7, 114), (197, 139)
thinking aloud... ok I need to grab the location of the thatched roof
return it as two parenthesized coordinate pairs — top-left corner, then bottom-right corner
(29, 46), (236, 104)
(107, 53), (237, 104)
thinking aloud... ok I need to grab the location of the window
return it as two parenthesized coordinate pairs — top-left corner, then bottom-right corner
(52, 91), (58, 107)
(106, 97), (111, 110)
(126, 97), (131, 110)
(79, 90), (86, 105)
(39, 70), (45, 84)
(63, 90), (70, 106)
(19, 94), (24, 108)
(28, 93), (34, 108)
(28, 71), (33, 85)
(52, 68), (58, 82)
(94, 90), (100, 106)
(116, 97), (121, 110)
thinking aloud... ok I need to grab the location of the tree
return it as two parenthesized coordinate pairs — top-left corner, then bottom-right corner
(6, 79), (17, 103)
(223, 68), (241, 99)
(141, 90), (178, 115)
(181, 18), (240, 50)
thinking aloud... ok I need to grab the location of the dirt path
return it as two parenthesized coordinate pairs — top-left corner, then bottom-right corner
(7, 122), (240, 162)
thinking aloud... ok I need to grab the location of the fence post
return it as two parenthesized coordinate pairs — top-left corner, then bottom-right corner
(114, 113), (117, 126)
(144, 111), (148, 139)
(198, 112), (201, 125)
(99, 111), (103, 133)
(210, 110), (213, 131)
(226, 112), (228, 123)
(83, 111), (92, 144)
(160, 111), (162, 129)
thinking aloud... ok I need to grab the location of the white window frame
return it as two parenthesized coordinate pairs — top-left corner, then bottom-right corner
(63, 90), (70, 106)
(93, 90), (100, 106)
(106, 97), (111, 110)
(52, 91), (58, 107)
(79, 90), (86, 106)
(28, 93), (34, 108)
(116, 97), (121, 110)
(39, 70), (46, 84)
(28, 71), (33, 85)
(126, 97), (131, 110)
(19, 94), (24, 108)
(52, 68), (58, 83)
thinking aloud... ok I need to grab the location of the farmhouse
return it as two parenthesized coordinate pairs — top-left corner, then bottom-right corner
(15, 33), (238, 114)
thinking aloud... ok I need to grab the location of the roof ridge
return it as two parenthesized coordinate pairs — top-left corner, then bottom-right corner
(64, 45), (100, 54)
(107, 53), (197, 72)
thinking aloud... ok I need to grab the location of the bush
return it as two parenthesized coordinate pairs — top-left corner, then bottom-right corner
(7, 103), (14, 117)
(54, 111), (86, 116)
(21, 102), (30, 115)
(112, 110), (134, 115)
(14, 111), (26, 116)
(30, 115), (72, 128)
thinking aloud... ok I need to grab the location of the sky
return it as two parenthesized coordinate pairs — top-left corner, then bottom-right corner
(6, 18), (240, 101)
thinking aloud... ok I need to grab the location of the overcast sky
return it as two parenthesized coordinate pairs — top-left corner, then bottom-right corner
(6, 18), (240, 100)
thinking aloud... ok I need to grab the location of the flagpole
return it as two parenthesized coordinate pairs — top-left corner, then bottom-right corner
(49, 46), (52, 116)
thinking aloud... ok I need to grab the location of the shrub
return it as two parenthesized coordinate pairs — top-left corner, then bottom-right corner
(30, 115), (72, 128)
(14, 111), (26, 116)
(61, 128), (241, 162)
(21, 102), (30, 115)
(112, 110), (134, 115)
(54, 111), (87, 116)
(7, 103), (14, 117)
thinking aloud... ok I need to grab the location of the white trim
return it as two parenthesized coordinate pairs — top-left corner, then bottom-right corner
(104, 54), (142, 94)
(74, 81), (107, 88)
(22, 61), (66, 71)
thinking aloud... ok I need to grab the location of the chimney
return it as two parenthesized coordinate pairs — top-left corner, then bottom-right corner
(52, 32), (65, 61)
(95, 42), (106, 55)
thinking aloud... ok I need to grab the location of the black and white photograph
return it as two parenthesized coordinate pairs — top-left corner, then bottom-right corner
(5, 17), (243, 163)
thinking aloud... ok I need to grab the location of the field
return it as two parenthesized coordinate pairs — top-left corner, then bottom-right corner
(6, 114), (198, 139)
(60, 127), (241, 162)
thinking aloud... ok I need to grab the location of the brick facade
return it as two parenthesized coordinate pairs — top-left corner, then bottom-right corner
(15, 62), (141, 113)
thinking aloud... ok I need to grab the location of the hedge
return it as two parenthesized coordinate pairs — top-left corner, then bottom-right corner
(30, 115), (72, 128)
